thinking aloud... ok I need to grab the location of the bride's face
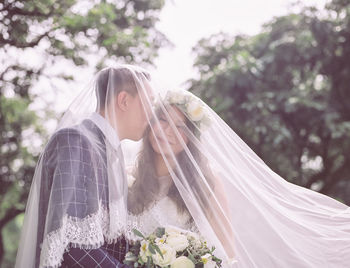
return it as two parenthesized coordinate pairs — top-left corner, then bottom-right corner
(149, 105), (189, 156)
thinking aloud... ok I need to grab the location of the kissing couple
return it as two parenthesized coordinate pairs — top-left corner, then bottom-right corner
(16, 65), (350, 268)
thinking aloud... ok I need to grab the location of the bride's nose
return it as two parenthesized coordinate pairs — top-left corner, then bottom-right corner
(161, 122), (176, 139)
(163, 123), (174, 136)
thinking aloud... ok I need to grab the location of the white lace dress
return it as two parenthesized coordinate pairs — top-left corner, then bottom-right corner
(125, 174), (199, 241)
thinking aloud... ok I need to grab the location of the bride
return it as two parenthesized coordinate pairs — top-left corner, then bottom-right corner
(125, 101), (235, 263)
(122, 88), (350, 267)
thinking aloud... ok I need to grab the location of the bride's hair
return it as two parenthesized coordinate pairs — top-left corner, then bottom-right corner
(127, 106), (216, 220)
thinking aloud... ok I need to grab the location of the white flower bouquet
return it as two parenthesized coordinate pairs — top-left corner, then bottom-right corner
(124, 226), (222, 268)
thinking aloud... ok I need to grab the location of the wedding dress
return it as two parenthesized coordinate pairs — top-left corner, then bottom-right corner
(125, 174), (199, 241)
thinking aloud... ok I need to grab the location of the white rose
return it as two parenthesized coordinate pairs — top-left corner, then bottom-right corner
(166, 234), (189, 252)
(140, 240), (152, 262)
(152, 244), (176, 267)
(171, 256), (195, 268)
(187, 100), (205, 121)
(165, 226), (183, 236)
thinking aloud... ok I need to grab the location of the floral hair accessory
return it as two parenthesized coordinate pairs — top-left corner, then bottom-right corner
(164, 90), (211, 135)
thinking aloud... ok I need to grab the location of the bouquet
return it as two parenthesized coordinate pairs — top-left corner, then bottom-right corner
(124, 226), (222, 268)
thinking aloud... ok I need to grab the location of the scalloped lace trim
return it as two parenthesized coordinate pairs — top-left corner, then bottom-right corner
(39, 203), (125, 268)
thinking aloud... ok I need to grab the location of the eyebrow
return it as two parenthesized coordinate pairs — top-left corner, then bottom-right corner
(159, 116), (185, 125)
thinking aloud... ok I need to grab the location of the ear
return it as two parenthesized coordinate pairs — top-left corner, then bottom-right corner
(116, 91), (131, 111)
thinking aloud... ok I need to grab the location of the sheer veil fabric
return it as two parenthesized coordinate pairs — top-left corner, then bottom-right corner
(16, 64), (350, 268)
(15, 65), (154, 268)
(124, 87), (350, 267)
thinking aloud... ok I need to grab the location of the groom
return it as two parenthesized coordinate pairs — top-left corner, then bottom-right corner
(34, 67), (153, 267)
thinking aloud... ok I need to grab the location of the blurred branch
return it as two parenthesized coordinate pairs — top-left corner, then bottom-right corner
(0, 208), (24, 230)
(0, 32), (50, 48)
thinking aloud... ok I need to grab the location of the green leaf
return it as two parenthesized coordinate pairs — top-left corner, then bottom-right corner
(133, 228), (146, 239)
(155, 227), (165, 238)
(148, 243), (156, 254)
(153, 244), (164, 259)
(146, 256), (152, 268)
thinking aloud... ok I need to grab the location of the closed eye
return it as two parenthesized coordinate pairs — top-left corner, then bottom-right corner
(176, 125), (187, 132)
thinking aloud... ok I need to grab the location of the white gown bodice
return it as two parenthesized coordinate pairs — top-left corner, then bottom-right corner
(125, 174), (198, 241)
(126, 196), (199, 240)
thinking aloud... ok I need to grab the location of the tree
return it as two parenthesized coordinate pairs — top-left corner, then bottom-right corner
(0, 0), (168, 266)
(188, 0), (350, 205)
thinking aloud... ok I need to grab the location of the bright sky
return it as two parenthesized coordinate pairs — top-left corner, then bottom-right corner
(153, 0), (327, 89)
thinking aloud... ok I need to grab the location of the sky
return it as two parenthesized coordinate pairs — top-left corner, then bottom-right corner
(152, 0), (327, 89)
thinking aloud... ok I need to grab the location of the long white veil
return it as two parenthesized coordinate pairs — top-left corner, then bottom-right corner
(124, 87), (350, 267)
(16, 65), (350, 268)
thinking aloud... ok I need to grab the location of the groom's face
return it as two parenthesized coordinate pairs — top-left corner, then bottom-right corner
(126, 84), (154, 141)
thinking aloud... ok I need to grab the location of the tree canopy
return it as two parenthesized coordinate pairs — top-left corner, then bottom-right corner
(189, 0), (350, 205)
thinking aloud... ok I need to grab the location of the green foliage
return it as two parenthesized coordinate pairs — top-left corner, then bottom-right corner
(0, 0), (168, 266)
(1, 0), (168, 65)
(189, 0), (350, 204)
(1, 215), (23, 268)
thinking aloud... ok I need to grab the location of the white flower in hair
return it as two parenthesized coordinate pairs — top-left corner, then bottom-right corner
(164, 90), (211, 134)
(186, 99), (205, 122)
(167, 90), (187, 104)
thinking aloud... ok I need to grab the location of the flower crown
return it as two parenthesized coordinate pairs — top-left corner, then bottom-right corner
(163, 90), (211, 135)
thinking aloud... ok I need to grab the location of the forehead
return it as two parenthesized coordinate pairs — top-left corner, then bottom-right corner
(164, 105), (186, 124)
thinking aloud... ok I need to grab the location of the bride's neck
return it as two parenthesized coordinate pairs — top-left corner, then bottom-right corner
(155, 153), (174, 177)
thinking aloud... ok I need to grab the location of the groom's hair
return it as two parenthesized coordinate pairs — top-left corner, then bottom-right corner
(96, 67), (150, 109)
